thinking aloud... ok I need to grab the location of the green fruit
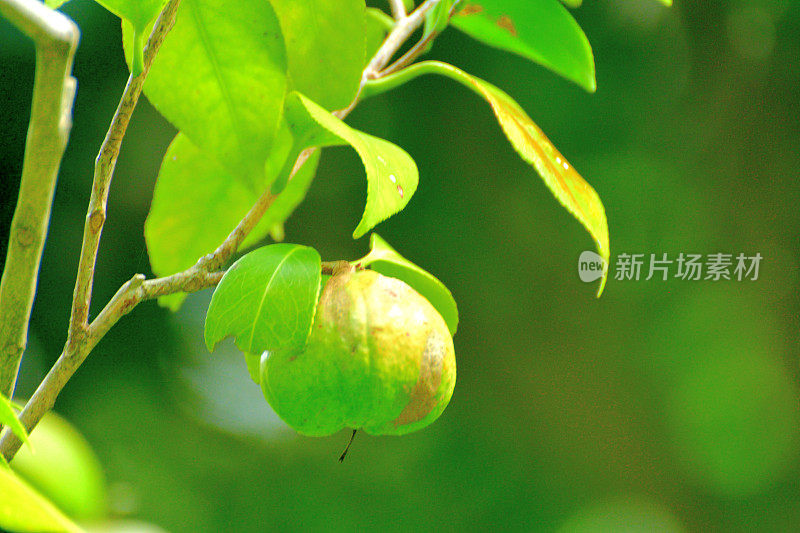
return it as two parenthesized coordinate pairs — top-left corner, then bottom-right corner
(260, 269), (456, 436)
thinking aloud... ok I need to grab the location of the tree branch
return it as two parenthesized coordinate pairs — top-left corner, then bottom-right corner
(389, 0), (407, 20)
(366, 0), (441, 79)
(0, 0), (447, 460)
(69, 0), (182, 340)
(0, 0), (79, 398)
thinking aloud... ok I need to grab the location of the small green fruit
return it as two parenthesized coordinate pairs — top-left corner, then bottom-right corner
(261, 269), (456, 436)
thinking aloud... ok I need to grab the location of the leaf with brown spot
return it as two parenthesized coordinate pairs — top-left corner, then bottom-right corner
(496, 15), (518, 36)
(452, 0), (596, 91)
(363, 61), (610, 295)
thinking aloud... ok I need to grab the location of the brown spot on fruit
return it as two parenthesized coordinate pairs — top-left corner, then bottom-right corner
(393, 333), (445, 427)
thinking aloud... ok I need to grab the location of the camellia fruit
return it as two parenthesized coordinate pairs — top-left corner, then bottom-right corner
(259, 268), (456, 436)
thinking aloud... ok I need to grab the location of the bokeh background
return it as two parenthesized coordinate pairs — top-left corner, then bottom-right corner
(2, 0), (799, 530)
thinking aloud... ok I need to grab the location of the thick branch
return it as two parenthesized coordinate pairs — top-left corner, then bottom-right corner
(69, 0), (181, 338)
(0, 0), (79, 398)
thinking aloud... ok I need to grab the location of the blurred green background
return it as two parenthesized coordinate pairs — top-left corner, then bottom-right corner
(2, 0), (799, 531)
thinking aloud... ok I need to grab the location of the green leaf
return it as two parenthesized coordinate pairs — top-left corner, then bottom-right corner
(270, 0), (365, 110)
(0, 393), (29, 447)
(284, 92), (418, 239)
(560, 0), (582, 8)
(0, 467), (82, 533)
(358, 234), (459, 335)
(244, 352), (262, 384)
(145, 132), (320, 311)
(122, 0), (287, 187)
(97, 0), (168, 75)
(452, 0), (596, 92)
(363, 61), (609, 295)
(205, 244), (322, 354)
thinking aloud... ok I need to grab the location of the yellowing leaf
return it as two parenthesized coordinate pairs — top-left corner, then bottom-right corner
(364, 61), (610, 295)
(0, 467), (82, 533)
(452, 0), (595, 92)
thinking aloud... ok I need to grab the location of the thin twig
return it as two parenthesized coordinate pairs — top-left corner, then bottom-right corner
(69, 0), (181, 340)
(0, 0), (447, 461)
(365, 0), (442, 79)
(380, 0), (461, 77)
(389, 0), (407, 20)
(379, 26), (439, 77)
(335, 0), (443, 119)
(0, 0), (79, 398)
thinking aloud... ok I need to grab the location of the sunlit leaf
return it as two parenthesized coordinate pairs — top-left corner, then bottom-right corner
(244, 352), (262, 384)
(0, 393), (28, 447)
(358, 234), (459, 335)
(122, 0), (287, 187)
(560, 0), (582, 8)
(205, 244), (322, 354)
(144, 132), (320, 311)
(97, 0), (168, 75)
(270, 0), (365, 110)
(0, 467), (82, 533)
(363, 61), (610, 295)
(452, 0), (596, 91)
(284, 92), (418, 239)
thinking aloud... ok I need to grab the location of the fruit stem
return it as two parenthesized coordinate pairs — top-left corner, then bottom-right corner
(339, 430), (358, 462)
(321, 261), (355, 276)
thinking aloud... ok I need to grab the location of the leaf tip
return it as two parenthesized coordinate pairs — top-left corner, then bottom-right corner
(203, 324), (219, 353)
(595, 265), (608, 297)
(594, 237), (610, 297)
(585, 73), (597, 93)
(352, 224), (368, 240)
